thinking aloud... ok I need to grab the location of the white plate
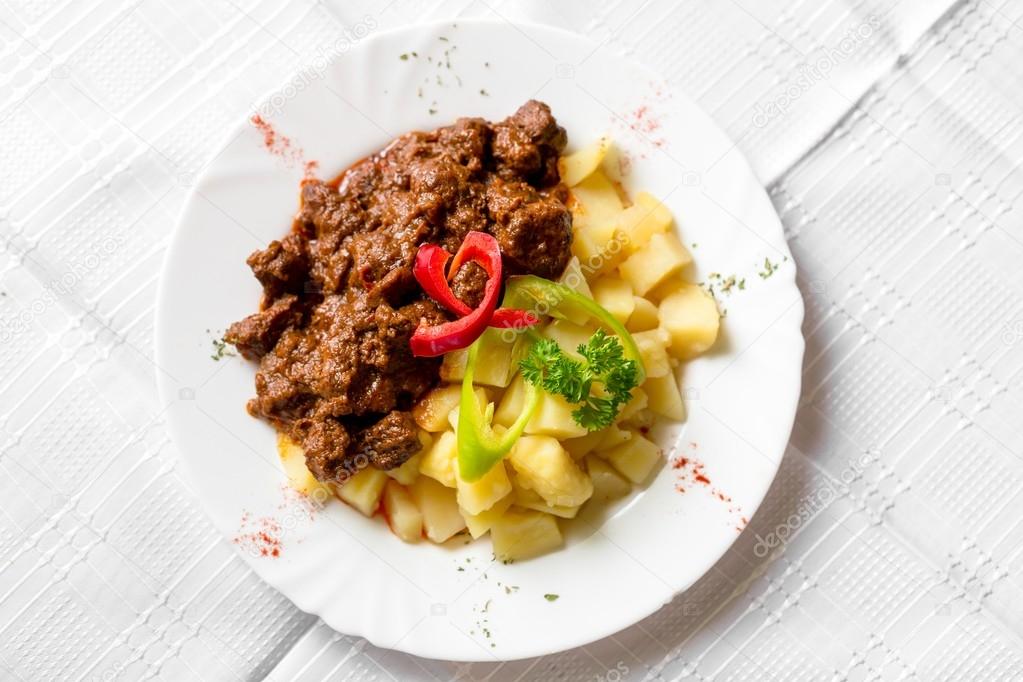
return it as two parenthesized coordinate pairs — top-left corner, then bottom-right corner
(155, 20), (804, 662)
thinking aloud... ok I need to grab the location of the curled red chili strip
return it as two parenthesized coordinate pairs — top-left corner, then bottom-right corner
(410, 233), (538, 357)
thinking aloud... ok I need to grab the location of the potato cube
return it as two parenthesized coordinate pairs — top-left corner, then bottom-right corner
(385, 452), (422, 486)
(618, 232), (692, 295)
(624, 408), (657, 431)
(525, 392), (588, 439)
(558, 136), (609, 187)
(626, 296), (660, 332)
(409, 476), (466, 543)
(595, 423), (632, 452)
(491, 509), (563, 561)
(493, 375), (526, 428)
(413, 385), (462, 432)
(600, 142), (625, 182)
(509, 435), (593, 508)
(419, 431), (458, 487)
(571, 225), (627, 276)
(571, 171), (624, 235)
(277, 433), (331, 498)
(558, 256), (595, 324)
(645, 279), (686, 304)
(632, 328), (671, 378)
(616, 388), (648, 421)
(591, 277), (634, 324)
(586, 456), (632, 501)
(562, 429), (606, 459)
(494, 376), (588, 439)
(461, 493), (513, 539)
(644, 372), (686, 420)
(444, 387), (488, 432)
(456, 456), (513, 516)
(335, 467), (388, 517)
(542, 319), (596, 359)
(512, 481), (580, 518)
(617, 191), (673, 253)
(658, 284), (720, 358)
(440, 329), (516, 387)
(604, 432), (662, 483)
(383, 481), (423, 542)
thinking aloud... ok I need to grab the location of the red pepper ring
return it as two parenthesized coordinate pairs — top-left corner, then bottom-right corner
(410, 232), (503, 357)
(412, 236), (538, 332)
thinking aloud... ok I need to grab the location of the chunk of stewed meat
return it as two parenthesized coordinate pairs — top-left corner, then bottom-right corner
(351, 410), (422, 470)
(485, 180), (572, 278)
(224, 294), (305, 360)
(246, 233), (310, 302)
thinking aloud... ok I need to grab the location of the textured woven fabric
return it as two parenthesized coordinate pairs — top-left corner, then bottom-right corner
(1, 0), (1021, 680)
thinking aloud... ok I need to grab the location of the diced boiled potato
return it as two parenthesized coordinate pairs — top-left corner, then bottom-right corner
(558, 136), (609, 187)
(617, 192), (673, 253)
(495, 376), (588, 439)
(570, 171), (624, 237)
(444, 387), (487, 432)
(571, 225), (627, 277)
(419, 430), (458, 487)
(512, 480), (580, 518)
(526, 392), (588, 439)
(632, 328), (671, 378)
(604, 432), (663, 484)
(383, 480), (423, 542)
(558, 256), (595, 325)
(447, 390), (491, 432)
(595, 424), (632, 452)
(440, 329), (516, 387)
(617, 388), (648, 421)
(461, 493), (513, 539)
(336, 467), (388, 517)
(562, 429), (606, 459)
(277, 433), (331, 498)
(586, 456), (632, 501)
(413, 385), (462, 432)
(635, 192), (673, 226)
(455, 457), (512, 515)
(591, 277), (634, 324)
(626, 296), (660, 332)
(600, 141), (625, 182)
(644, 372), (686, 420)
(409, 476), (466, 543)
(646, 276), (689, 302)
(509, 435), (593, 508)
(618, 232), (692, 295)
(493, 375), (525, 428)
(659, 284), (720, 358)
(385, 451), (422, 486)
(542, 319), (595, 359)
(491, 509), (563, 561)
(624, 408), (657, 431)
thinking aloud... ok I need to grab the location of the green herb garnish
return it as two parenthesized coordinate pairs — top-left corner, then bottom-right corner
(758, 257), (779, 279)
(519, 329), (639, 431)
(211, 338), (235, 361)
(544, 593), (559, 602)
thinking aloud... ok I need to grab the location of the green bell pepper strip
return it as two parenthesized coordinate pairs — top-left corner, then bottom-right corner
(503, 275), (646, 384)
(457, 337), (542, 482)
(454, 275), (646, 482)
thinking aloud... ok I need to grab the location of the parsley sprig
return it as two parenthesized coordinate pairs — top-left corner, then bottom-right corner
(519, 330), (639, 431)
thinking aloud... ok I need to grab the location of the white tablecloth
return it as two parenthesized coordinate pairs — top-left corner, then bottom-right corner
(2, 0), (1022, 679)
